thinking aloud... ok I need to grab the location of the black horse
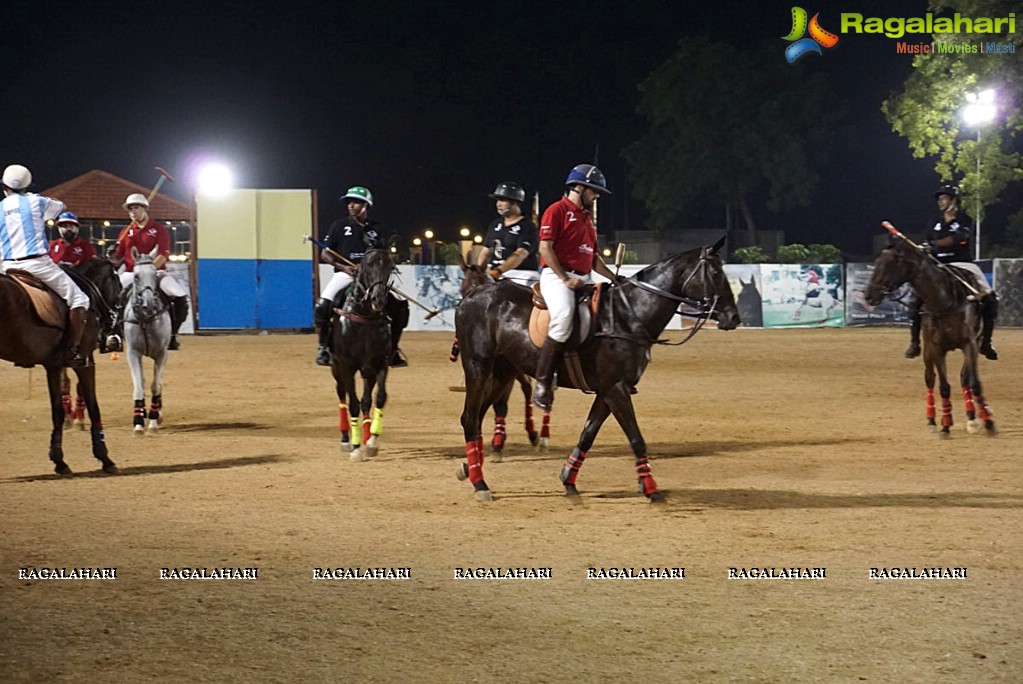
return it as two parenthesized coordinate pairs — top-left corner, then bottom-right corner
(329, 248), (395, 460)
(864, 237), (995, 436)
(0, 258), (121, 475)
(455, 237), (741, 502)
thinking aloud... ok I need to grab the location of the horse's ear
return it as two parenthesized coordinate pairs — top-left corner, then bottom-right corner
(149, 245), (159, 259)
(710, 235), (726, 255)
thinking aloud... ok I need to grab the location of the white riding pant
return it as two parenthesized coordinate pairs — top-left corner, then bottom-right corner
(1, 254), (89, 309)
(504, 269), (540, 287)
(540, 267), (590, 343)
(320, 270), (354, 302)
(948, 262), (992, 296)
(119, 270), (188, 298)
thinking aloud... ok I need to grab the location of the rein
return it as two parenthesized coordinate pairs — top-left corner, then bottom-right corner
(599, 251), (721, 347)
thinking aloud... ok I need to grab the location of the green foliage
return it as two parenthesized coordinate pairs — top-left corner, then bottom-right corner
(806, 243), (843, 263)
(625, 37), (842, 235)
(436, 242), (462, 265)
(732, 246), (772, 264)
(776, 244), (811, 263)
(882, 0), (1022, 228)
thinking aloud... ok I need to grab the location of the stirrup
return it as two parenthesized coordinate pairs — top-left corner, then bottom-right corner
(65, 347), (88, 368)
(104, 334), (123, 353)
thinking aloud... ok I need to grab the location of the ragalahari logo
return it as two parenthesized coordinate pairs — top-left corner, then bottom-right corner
(783, 7), (839, 62)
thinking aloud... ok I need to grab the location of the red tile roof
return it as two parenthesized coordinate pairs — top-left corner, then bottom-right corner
(41, 169), (191, 221)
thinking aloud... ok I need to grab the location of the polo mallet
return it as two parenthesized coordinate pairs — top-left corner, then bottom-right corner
(147, 167), (175, 204)
(614, 243), (626, 278)
(303, 235), (442, 319)
(881, 221), (981, 297)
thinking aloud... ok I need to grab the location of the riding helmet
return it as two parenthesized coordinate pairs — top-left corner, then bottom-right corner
(934, 184), (960, 200)
(2, 164), (32, 190)
(123, 193), (150, 210)
(56, 211), (81, 226)
(564, 164), (611, 195)
(341, 186), (374, 206)
(489, 182), (526, 203)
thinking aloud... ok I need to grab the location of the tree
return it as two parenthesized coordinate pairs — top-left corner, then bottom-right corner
(882, 0), (1022, 255)
(732, 246), (771, 264)
(776, 244), (811, 263)
(806, 243), (843, 263)
(625, 37), (841, 241)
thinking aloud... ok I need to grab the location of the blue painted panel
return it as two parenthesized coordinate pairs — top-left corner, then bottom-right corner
(197, 259), (258, 329)
(255, 259), (312, 328)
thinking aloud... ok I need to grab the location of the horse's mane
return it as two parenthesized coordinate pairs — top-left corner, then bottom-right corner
(631, 245), (707, 283)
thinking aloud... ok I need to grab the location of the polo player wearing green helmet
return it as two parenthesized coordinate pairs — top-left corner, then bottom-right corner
(314, 185), (409, 367)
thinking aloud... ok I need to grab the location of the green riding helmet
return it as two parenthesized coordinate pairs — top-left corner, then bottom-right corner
(341, 185), (374, 207)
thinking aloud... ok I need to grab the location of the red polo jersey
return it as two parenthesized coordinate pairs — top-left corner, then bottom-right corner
(538, 196), (596, 274)
(49, 237), (97, 266)
(115, 219), (171, 271)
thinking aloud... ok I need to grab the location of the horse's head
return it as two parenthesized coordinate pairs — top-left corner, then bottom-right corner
(864, 238), (922, 306)
(129, 247), (164, 320)
(691, 237), (740, 330)
(355, 248), (394, 314)
(460, 263), (494, 298)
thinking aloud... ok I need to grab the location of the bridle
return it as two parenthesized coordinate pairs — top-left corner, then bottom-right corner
(126, 262), (167, 327)
(603, 248), (723, 347)
(338, 253), (392, 322)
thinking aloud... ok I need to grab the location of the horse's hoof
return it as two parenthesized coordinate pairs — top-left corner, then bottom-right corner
(474, 489), (493, 502)
(528, 432), (540, 447)
(927, 424), (938, 434)
(340, 442), (353, 453)
(133, 425), (145, 435)
(985, 420), (997, 435)
(938, 430), (951, 440)
(101, 462), (119, 475)
(54, 462), (73, 477)
(349, 449), (365, 463)
(490, 451), (503, 463)
(966, 419), (982, 434)
(647, 491), (667, 504)
(365, 444), (379, 459)
(536, 437), (549, 452)
(147, 422), (160, 433)
(564, 483), (580, 497)
(74, 419), (86, 431)
(456, 463), (469, 481)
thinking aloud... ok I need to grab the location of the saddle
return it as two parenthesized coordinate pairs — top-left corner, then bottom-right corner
(2, 269), (67, 329)
(528, 283), (604, 349)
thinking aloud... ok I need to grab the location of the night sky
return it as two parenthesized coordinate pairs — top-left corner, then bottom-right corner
(6, 0), (992, 257)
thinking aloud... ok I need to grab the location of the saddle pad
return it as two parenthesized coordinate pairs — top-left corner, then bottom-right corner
(528, 283), (605, 348)
(4, 270), (67, 329)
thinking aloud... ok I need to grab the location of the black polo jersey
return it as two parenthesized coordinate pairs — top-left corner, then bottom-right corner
(927, 213), (972, 263)
(322, 217), (386, 270)
(482, 217), (539, 271)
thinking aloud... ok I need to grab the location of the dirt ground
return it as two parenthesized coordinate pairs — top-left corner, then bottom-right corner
(1, 327), (1021, 683)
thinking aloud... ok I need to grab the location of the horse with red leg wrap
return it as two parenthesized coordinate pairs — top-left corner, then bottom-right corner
(864, 232), (995, 436)
(454, 262), (551, 459)
(454, 237), (740, 502)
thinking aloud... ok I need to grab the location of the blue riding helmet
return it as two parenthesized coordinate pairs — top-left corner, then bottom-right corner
(564, 164), (611, 195)
(56, 211), (80, 226)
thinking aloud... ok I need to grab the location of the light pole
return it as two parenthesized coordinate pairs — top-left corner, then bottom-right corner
(962, 88), (997, 261)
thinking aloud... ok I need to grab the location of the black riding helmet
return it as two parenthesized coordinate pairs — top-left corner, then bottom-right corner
(489, 182), (526, 203)
(934, 184), (960, 200)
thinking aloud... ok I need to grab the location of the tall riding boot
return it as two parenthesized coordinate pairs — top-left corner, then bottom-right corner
(532, 337), (564, 411)
(65, 307), (88, 367)
(979, 293), (998, 361)
(314, 298), (333, 366)
(388, 298), (410, 367)
(167, 297), (189, 350)
(905, 309), (922, 358)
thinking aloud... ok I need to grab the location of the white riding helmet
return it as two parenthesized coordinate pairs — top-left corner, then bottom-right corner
(2, 164), (32, 190)
(123, 193), (150, 210)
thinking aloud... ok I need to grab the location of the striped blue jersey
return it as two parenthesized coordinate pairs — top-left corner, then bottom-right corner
(0, 193), (65, 260)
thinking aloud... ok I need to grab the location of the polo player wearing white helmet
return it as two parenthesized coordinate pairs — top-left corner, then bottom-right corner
(0, 165), (91, 366)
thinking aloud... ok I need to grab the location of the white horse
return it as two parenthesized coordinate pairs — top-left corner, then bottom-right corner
(124, 247), (171, 434)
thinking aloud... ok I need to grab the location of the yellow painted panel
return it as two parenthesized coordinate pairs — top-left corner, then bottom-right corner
(196, 190), (258, 259)
(255, 190), (313, 260)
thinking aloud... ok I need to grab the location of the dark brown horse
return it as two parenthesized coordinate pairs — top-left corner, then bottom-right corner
(0, 258), (121, 475)
(455, 238), (740, 502)
(454, 261), (551, 457)
(329, 248), (395, 461)
(864, 237), (995, 436)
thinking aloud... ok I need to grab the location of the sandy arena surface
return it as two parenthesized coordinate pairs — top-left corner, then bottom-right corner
(1, 327), (1021, 682)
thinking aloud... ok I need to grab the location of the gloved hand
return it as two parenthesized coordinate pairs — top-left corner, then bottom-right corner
(916, 242), (932, 254)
